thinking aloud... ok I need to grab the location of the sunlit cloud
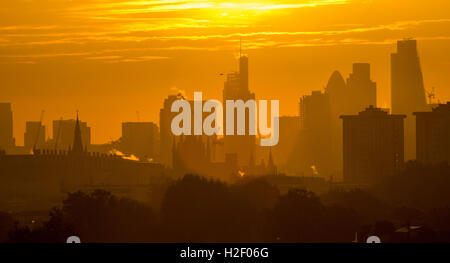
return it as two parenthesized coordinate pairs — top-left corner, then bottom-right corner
(3, 17), (449, 45)
(70, 0), (348, 15)
(2, 0), (450, 146)
(85, 55), (124, 60)
(86, 55), (171, 63)
(1, 0), (450, 63)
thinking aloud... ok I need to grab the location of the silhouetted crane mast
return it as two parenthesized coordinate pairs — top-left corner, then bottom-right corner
(427, 87), (436, 104)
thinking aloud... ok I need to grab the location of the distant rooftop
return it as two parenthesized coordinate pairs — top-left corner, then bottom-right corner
(414, 102), (450, 115)
(340, 105), (406, 119)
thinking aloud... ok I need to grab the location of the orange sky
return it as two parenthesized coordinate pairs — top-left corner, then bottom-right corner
(1, 0), (450, 145)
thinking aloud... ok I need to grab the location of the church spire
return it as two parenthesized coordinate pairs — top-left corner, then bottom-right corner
(268, 148), (274, 167)
(71, 111), (83, 155)
(267, 148), (277, 175)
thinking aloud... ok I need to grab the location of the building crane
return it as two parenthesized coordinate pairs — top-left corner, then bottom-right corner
(33, 110), (44, 153)
(427, 87), (436, 104)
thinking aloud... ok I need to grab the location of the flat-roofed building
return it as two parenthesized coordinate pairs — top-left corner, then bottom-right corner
(341, 106), (405, 184)
(414, 102), (450, 164)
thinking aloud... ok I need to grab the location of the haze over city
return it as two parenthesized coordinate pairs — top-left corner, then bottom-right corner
(1, 0), (450, 145)
(1, 0), (450, 244)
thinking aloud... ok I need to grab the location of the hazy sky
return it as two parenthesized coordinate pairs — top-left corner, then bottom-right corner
(1, 0), (450, 145)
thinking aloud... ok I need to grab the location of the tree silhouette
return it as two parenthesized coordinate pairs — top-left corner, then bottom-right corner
(266, 189), (326, 242)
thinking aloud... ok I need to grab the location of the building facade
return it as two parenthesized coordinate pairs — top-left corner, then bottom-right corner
(159, 95), (180, 167)
(391, 39), (428, 161)
(24, 121), (46, 152)
(414, 102), (450, 164)
(299, 90), (333, 177)
(121, 122), (159, 161)
(0, 116), (164, 212)
(222, 54), (256, 166)
(52, 119), (91, 151)
(341, 106), (405, 184)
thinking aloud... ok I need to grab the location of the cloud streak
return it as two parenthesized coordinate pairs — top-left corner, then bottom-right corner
(1, 1), (450, 63)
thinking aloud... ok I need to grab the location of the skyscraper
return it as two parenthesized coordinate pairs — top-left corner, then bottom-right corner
(0, 103), (14, 152)
(391, 39), (428, 160)
(222, 54), (256, 166)
(239, 55), (249, 91)
(160, 95), (181, 167)
(341, 106), (405, 184)
(273, 116), (300, 173)
(346, 63), (377, 111)
(298, 90), (332, 177)
(325, 71), (349, 178)
(324, 64), (377, 179)
(223, 55), (254, 101)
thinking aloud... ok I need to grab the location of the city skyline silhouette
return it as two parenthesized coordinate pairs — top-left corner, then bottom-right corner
(2, 0), (450, 145)
(0, 39), (448, 179)
(1, 37), (449, 190)
(1, 0), (450, 244)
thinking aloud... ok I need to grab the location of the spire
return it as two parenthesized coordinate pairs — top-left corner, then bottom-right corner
(71, 111), (83, 154)
(267, 148), (277, 175)
(268, 148), (274, 167)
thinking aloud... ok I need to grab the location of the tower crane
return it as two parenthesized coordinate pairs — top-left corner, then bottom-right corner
(427, 87), (436, 105)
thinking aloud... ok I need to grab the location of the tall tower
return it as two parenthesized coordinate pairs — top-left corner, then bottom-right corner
(222, 49), (256, 166)
(239, 55), (249, 92)
(299, 90), (332, 177)
(160, 95), (180, 167)
(391, 39), (427, 160)
(346, 63), (377, 111)
(325, 71), (347, 178)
